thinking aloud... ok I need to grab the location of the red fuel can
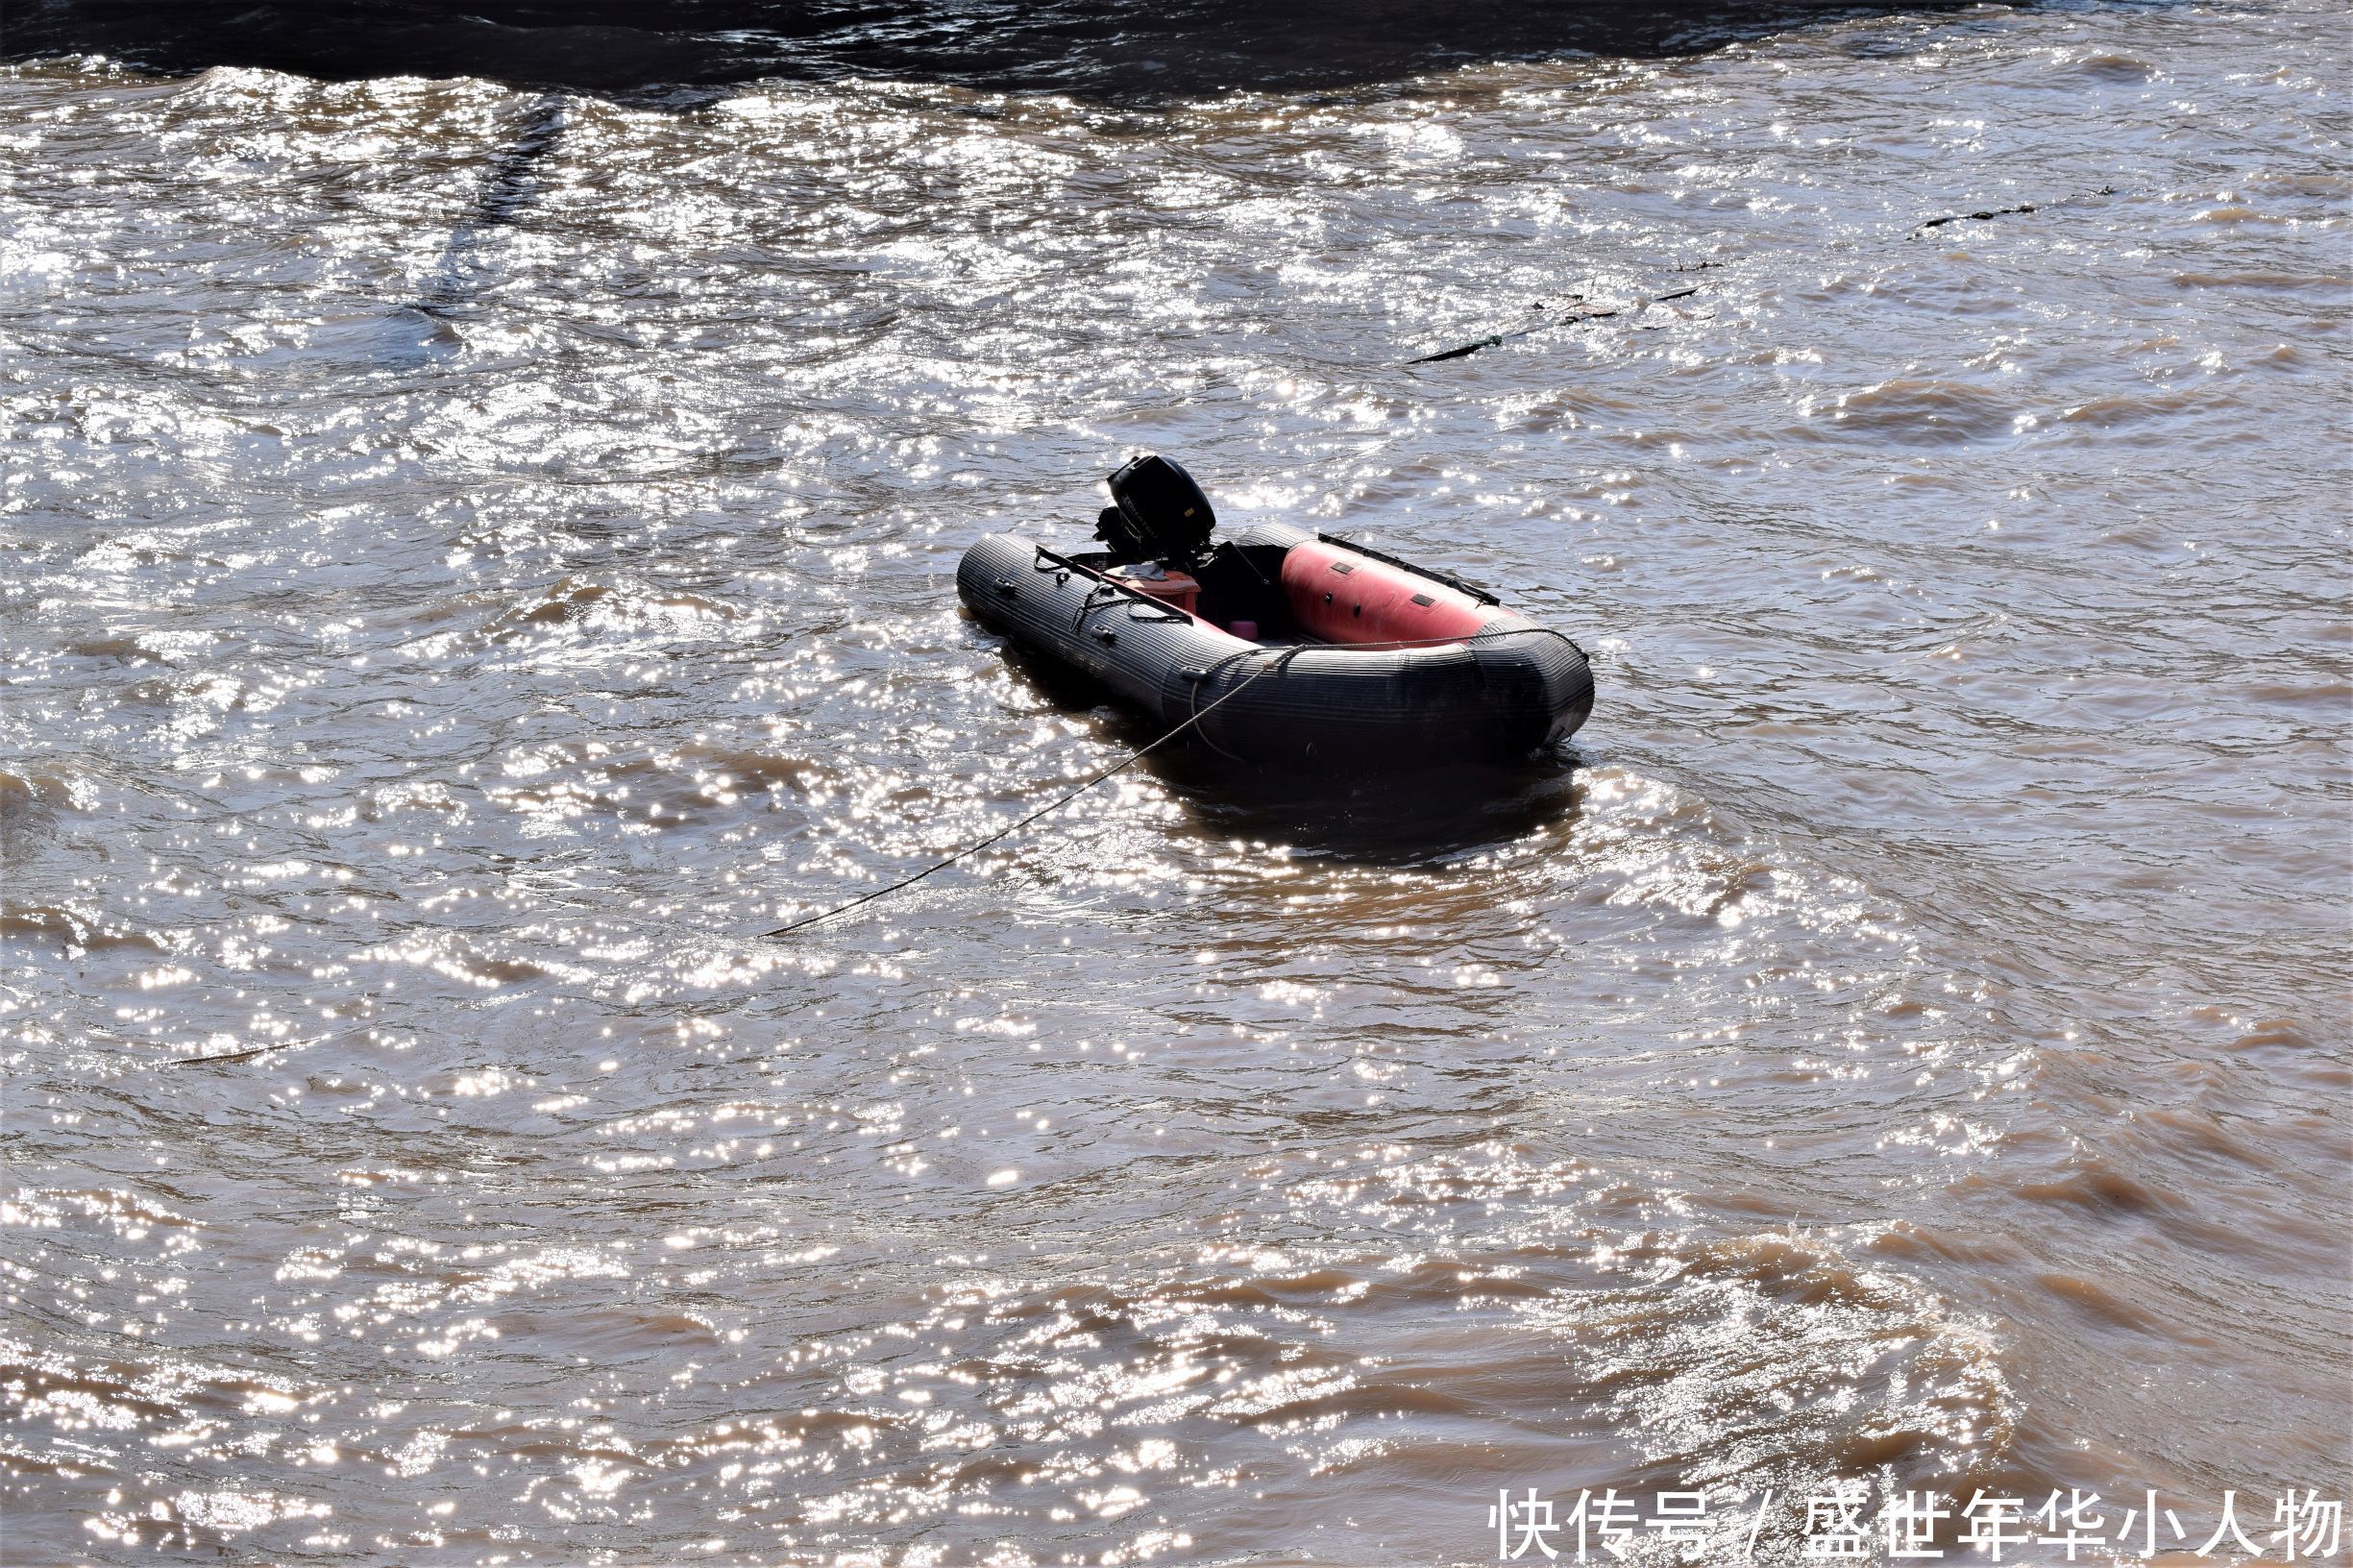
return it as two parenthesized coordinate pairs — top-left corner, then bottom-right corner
(1106, 566), (1200, 617)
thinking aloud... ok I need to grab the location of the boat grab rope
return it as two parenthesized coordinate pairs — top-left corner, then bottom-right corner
(763, 624), (1580, 939)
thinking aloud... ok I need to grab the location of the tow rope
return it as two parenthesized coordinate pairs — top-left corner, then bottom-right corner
(1407, 184), (2129, 365)
(762, 651), (1292, 937)
(763, 625), (1577, 938)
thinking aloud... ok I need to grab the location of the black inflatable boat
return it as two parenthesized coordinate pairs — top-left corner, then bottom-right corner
(957, 456), (1595, 768)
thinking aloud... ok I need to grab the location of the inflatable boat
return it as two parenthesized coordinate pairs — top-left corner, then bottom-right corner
(956, 456), (1594, 768)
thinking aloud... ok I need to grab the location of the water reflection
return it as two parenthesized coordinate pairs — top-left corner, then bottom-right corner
(410, 94), (569, 315)
(12, 0), (1974, 100)
(1167, 751), (1584, 864)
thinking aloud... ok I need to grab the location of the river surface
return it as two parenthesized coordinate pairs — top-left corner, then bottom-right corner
(3, 2), (2347, 1563)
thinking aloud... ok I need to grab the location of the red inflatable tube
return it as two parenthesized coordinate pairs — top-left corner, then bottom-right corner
(1279, 537), (1500, 646)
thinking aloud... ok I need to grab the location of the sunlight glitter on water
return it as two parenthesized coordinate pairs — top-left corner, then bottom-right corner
(4, 0), (2349, 1561)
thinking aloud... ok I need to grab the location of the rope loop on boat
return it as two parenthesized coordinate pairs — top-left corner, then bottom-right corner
(1184, 644), (1307, 763)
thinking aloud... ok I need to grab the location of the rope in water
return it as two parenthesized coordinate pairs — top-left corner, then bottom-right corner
(1408, 184), (2131, 365)
(1910, 184), (2121, 238)
(761, 650), (1291, 938)
(763, 625), (1578, 938)
(1406, 286), (1700, 365)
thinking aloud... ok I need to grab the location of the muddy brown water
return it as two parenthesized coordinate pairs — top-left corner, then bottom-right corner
(2, 2), (2347, 1562)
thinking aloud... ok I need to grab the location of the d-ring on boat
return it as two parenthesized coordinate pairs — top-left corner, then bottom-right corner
(957, 456), (1595, 768)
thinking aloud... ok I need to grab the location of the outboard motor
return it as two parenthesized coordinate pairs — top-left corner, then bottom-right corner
(1094, 453), (1216, 567)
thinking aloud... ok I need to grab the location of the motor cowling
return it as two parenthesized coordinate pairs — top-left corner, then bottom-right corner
(1094, 453), (1216, 567)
